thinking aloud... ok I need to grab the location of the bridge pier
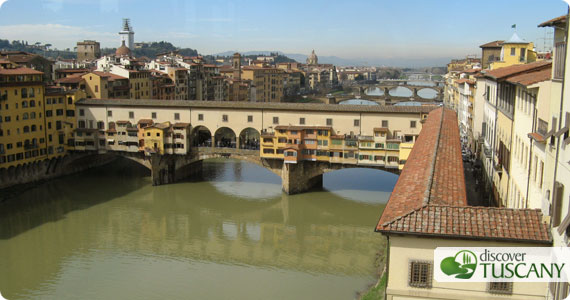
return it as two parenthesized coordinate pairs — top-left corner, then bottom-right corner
(281, 161), (323, 194)
(150, 154), (202, 186)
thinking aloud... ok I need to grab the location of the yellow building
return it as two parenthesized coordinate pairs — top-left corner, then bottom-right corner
(0, 67), (47, 168)
(128, 70), (152, 99)
(143, 121), (171, 155)
(44, 87), (86, 158)
(490, 33), (537, 70)
(82, 71), (109, 99)
(241, 66), (284, 102)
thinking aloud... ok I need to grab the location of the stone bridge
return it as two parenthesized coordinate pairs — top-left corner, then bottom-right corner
(91, 147), (400, 194)
(341, 80), (444, 103)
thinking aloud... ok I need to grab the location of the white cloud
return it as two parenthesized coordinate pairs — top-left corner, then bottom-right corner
(0, 23), (117, 49)
(0, 0), (8, 10)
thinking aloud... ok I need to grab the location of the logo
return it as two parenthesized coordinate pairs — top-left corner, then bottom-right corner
(440, 250), (477, 279)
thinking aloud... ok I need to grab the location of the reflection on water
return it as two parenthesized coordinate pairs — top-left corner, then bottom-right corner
(0, 159), (394, 300)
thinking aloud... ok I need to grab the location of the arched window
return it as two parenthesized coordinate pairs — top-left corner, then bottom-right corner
(31, 138), (37, 145)
(29, 100), (35, 107)
(23, 126), (30, 133)
(22, 113), (29, 120)
(21, 88), (27, 98)
(22, 101), (28, 108)
(31, 125), (37, 132)
(67, 97), (73, 104)
(30, 112), (36, 119)
(29, 88), (35, 97)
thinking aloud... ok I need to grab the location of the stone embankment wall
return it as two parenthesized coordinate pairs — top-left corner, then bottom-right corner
(0, 152), (116, 191)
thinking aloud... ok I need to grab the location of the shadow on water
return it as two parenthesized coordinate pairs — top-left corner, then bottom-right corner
(0, 157), (150, 240)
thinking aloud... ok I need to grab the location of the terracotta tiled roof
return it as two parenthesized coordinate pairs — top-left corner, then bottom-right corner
(274, 125), (332, 131)
(378, 205), (551, 244)
(455, 79), (476, 85)
(375, 107), (551, 244)
(173, 122), (190, 128)
(528, 132), (547, 143)
(116, 120), (131, 125)
(373, 127), (390, 132)
(480, 40), (504, 48)
(483, 61), (551, 80)
(137, 119), (154, 125)
(506, 66), (552, 86)
(0, 67), (43, 75)
(538, 15), (567, 27)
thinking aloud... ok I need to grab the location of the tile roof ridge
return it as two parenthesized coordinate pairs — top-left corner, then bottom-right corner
(424, 107), (445, 205)
(379, 203), (430, 228)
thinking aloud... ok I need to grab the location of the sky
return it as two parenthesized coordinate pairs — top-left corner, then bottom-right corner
(0, 0), (568, 66)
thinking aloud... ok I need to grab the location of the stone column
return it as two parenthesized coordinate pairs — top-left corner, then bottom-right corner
(281, 161), (323, 194)
(211, 135), (215, 149)
(150, 154), (174, 186)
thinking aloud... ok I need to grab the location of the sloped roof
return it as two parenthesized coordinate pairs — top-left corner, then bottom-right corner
(379, 205), (551, 244)
(480, 40), (504, 48)
(506, 32), (528, 44)
(0, 67), (43, 75)
(375, 107), (551, 244)
(506, 66), (552, 86)
(538, 15), (567, 28)
(483, 60), (551, 80)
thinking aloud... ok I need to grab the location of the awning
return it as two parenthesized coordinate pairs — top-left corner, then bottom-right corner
(107, 139), (114, 142)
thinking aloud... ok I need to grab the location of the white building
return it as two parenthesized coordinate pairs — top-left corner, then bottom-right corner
(119, 18), (134, 50)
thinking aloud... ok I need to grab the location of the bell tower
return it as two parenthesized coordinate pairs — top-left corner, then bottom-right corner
(119, 18), (135, 49)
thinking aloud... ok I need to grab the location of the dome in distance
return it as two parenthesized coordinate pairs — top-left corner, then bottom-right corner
(116, 40), (131, 57)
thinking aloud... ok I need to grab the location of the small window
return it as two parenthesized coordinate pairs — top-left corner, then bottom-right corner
(408, 261), (432, 288)
(129, 111), (134, 119)
(198, 114), (204, 121)
(354, 119), (360, 127)
(79, 109), (85, 116)
(273, 117), (279, 124)
(382, 120), (389, 127)
(152, 112), (157, 119)
(487, 282), (512, 295)
(108, 110), (112, 117)
(410, 121), (416, 128)
(510, 47), (516, 56)
(222, 114), (228, 122)
(326, 118), (333, 126)
(174, 113), (180, 120)
(300, 117), (305, 125)
(247, 115), (253, 123)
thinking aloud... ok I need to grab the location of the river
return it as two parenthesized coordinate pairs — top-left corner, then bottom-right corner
(0, 158), (397, 300)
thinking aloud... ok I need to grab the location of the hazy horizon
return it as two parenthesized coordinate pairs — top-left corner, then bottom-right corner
(0, 0), (567, 67)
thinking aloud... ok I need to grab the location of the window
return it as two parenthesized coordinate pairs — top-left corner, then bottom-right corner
(108, 110), (112, 117)
(410, 121), (416, 128)
(555, 42), (566, 79)
(408, 261), (432, 288)
(382, 120), (388, 127)
(95, 85), (98, 93)
(273, 117), (279, 124)
(198, 114), (203, 121)
(129, 111), (134, 119)
(174, 113), (180, 120)
(152, 112), (157, 119)
(79, 109), (85, 116)
(487, 282), (512, 295)
(354, 119), (359, 127)
(299, 117), (305, 125)
(326, 118), (333, 126)
(222, 114), (228, 122)
(247, 115), (253, 122)
(56, 109), (63, 116)
(68, 97), (72, 104)
(510, 47), (516, 56)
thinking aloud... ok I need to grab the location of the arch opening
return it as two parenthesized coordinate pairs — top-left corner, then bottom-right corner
(191, 126), (212, 147)
(214, 127), (236, 148)
(239, 128), (260, 150)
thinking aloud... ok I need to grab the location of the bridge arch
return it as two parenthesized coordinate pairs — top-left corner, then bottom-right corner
(239, 127), (260, 150)
(214, 127), (236, 148)
(191, 125), (212, 147)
